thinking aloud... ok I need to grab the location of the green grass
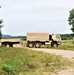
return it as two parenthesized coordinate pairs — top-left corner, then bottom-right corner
(0, 47), (73, 75)
(56, 40), (74, 50)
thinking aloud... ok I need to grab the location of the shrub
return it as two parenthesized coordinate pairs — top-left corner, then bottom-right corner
(1, 64), (13, 74)
(72, 40), (74, 44)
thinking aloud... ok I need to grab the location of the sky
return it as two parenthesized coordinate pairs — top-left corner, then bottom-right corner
(0, 0), (74, 36)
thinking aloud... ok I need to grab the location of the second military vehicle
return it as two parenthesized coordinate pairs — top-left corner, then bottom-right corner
(1, 38), (22, 47)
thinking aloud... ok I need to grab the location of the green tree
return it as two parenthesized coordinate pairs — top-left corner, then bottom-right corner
(0, 29), (2, 39)
(0, 20), (3, 39)
(0, 6), (4, 46)
(68, 8), (74, 33)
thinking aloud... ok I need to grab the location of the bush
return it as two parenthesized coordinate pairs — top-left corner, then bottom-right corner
(1, 64), (13, 74)
(62, 37), (68, 40)
(72, 40), (74, 44)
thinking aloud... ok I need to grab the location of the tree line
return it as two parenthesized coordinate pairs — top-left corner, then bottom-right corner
(61, 34), (74, 40)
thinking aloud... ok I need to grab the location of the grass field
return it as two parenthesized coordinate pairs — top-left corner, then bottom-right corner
(56, 40), (74, 50)
(0, 47), (73, 75)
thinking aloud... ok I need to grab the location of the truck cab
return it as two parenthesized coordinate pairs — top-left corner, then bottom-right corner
(50, 34), (61, 47)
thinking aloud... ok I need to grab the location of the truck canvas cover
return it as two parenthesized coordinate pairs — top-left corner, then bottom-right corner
(27, 32), (49, 41)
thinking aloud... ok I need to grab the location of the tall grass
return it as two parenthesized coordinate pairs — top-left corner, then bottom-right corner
(57, 40), (74, 50)
(0, 47), (73, 75)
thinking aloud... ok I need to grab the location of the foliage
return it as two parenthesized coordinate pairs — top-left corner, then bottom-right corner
(0, 29), (2, 39)
(68, 8), (74, 33)
(61, 34), (74, 40)
(72, 40), (74, 44)
(0, 47), (72, 75)
(0, 19), (3, 24)
(1, 64), (13, 74)
(0, 19), (3, 39)
(2, 35), (27, 41)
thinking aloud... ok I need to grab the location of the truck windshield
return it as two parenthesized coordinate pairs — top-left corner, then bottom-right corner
(56, 35), (61, 39)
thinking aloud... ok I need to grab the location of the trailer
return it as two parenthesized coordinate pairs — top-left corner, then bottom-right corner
(27, 32), (61, 48)
(1, 38), (22, 47)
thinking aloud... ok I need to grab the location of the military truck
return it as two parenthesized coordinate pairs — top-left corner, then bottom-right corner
(0, 38), (22, 47)
(27, 32), (61, 48)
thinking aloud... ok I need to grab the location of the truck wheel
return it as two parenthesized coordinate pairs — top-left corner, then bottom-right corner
(53, 43), (58, 48)
(35, 42), (41, 48)
(51, 43), (53, 47)
(6, 44), (10, 47)
(51, 42), (58, 48)
(9, 44), (13, 47)
(28, 43), (34, 48)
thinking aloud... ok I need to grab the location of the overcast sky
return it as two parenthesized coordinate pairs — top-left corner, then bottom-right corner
(0, 0), (74, 36)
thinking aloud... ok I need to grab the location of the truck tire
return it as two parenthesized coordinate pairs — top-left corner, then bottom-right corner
(53, 43), (58, 48)
(51, 42), (58, 48)
(6, 44), (10, 47)
(28, 43), (34, 48)
(35, 42), (41, 48)
(9, 44), (13, 47)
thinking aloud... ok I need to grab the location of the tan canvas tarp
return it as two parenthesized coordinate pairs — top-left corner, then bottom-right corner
(27, 32), (49, 41)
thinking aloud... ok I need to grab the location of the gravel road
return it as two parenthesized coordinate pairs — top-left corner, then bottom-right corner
(31, 48), (74, 75)
(31, 48), (74, 60)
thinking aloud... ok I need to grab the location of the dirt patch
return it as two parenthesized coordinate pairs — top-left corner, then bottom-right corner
(51, 67), (74, 75)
